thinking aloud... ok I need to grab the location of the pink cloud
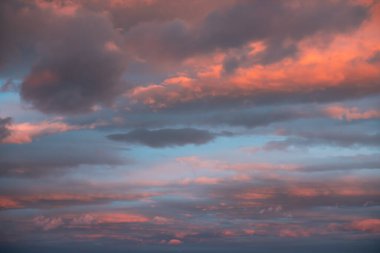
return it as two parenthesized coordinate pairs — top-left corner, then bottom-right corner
(324, 105), (380, 121)
(236, 191), (272, 200)
(288, 185), (379, 198)
(0, 196), (21, 209)
(222, 230), (236, 237)
(33, 216), (64, 231)
(152, 216), (173, 225)
(181, 176), (221, 185)
(350, 219), (380, 233)
(278, 228), (311, 238)
(2, 120), (80, 144)
(243, 229), (256, 235)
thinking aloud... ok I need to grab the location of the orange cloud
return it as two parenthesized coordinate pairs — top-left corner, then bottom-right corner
(236, 192), (272, 200)
(128, 2), (380, 109)
(168, 239), (182, 245)
(93, 213), (149, 224)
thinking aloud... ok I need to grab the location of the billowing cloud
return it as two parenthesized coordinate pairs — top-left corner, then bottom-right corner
(19, 12), (127, 114)
(1, 0), (127, 114)
(127, 2), (380, 110)
(126, 0), (368, 62)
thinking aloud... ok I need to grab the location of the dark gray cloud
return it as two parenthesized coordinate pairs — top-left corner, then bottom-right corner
(126, 0), (368, 63)
(107, 128), (216, 148)
(19, 12), (127, 114)
(0, 0), (51, 76)
(82, 0), (231, 30)
(303, 154), (380, 172)
(368, 50), (380, 64)
(0, 117), (11, 141)
(1, 1), (127, 114)
(0, 134), (125, 177)
(72, 106), (310, 130)
(205, 108), (311, 128)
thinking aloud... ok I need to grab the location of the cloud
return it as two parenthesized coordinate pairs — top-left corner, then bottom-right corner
(181, 177), (221, 185)
(323, 105), (380, 121)
(33, 216), (64, 231)
(0, 196), (21, 209)
(33, 212), (149, 231)
(0, 117), (11, 141)
(0, 138), (124, 177)
(19, 12), (127, 114)
(167, 239), (182, 245)
(1, 1), (380, 252)
(278, 228), (311, 238)
(126, 0), (368, 63)
(0, 192), (157, 209)
(127, 2), (380, 110)
(367, 50), (380, 63)
(1, 0), (127, 114)
(203, 108), (310, 128)
(350, 219), (380, 233)
(0, 0), (377, 116)
(258, 131), (380, 151)
(91, 213), (149, 224)
(107, 128), (217, 148)
(1, 120), (81, 144)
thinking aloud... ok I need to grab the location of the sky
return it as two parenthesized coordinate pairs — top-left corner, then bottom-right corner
(0, 0), (380, 252)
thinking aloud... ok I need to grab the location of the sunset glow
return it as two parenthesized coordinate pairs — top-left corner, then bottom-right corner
(0, 1), (379, 252)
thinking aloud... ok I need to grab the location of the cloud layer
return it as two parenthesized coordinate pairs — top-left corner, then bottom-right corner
(0, 1), (379, 253)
